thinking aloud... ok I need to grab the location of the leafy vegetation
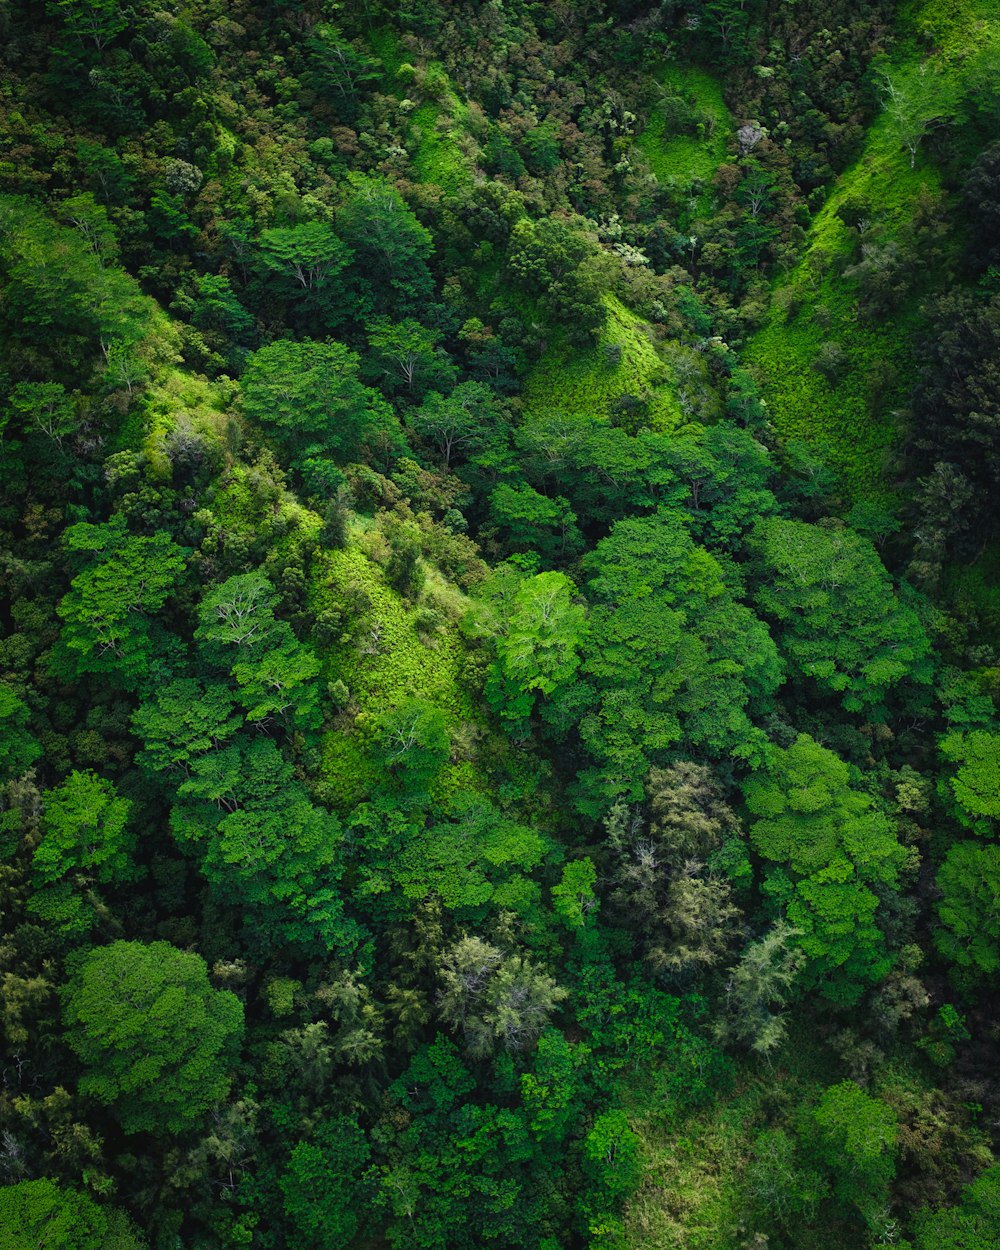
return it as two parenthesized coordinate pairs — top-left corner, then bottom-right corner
(0, 1), (998, 1248)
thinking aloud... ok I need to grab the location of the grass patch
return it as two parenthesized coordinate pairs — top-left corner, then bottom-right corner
(313, 539), (481, 809)
(634, 64), (732, 218)
(523, 294), (688, 431)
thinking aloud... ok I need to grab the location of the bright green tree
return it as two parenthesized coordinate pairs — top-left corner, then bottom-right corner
(63, 940), (244, 1134)
(30, 771), (135, 934)
(0, 685), (40, 782)
(808, 1081), (897, 1223)
(750, 517), (932, 711)
(935, 842), (1000, 975)
(54, 519), (186, 690)
(241, 338), (397, 466)
(744, 734), (907, 1002)
(0, 1178), (144, 1250)
(484, 569), (588, 728)
(938, 729), (1000, 836)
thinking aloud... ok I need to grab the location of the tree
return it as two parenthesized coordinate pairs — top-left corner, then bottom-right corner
(938, 729), (1000, 836)
(55, 518), (186, 690)
(280, 1116), (374, 1248)
(879, 62), (959, 169)
(551, 858), (598, 929)
(607, 763), (743, 978)
(337, 175), (434, 317)
(195, 571), (321, 728)
(241, 338), (398, 467)
(719, 921), (805, 1057)
(63, 941), (244, 1134)
(372, 698), (450, 796)
(489, 483), (583, 564)
(131, 678), (241, 773)
(437, 935), (567, 1058)
(935, 842), (1000, 975)
(913, 1165), (1000, 1250)
(744, 734), (908, 1002)
(259, 222), (350, 293)
(257, 222), (352, 330)
(6, 381), (77, 450)
(411, 381), (505, 468)
(366, 318), (455, 398)
(808, 1081), (897, 1223)
(483, 569), (588, 728)
(576, 511), (780, 808)
(582, 1110), (642, 1204)
(749, 517), (932, 712)
(0, 685), (40, 782)
(0, 1178), (145, 1250)
(30, 771), (135, 934)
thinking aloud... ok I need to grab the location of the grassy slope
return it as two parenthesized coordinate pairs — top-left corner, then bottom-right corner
(744, 0), (1000, 504)
(523, 293), (691, 430)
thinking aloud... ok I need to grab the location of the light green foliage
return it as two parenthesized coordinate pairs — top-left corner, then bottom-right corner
(483, 568), (588, 727)
(30, 771), (134, 934)
(577, 510), (780, 806)
(634, 65), (732, 197)
(750, 517), (932, 711)
(0, 1178), (145, 1250)
(935, 842), (1000, 974)
(63, 940), (244, 1134)
(583, 1110), (642, 1203)
(0, 685), (40, 781)
(372, 698), (450, 795)
(438, 934), (567, 1057)
(316, 544), (478, 809)
(0, 194), (161, 370)
(55, 518), (186, 689)
(551, 858), (597, 929)
(524, 296), (683, 430)
(809, 1081), (897, 1220)
(258, 221), (350, 292)
(520, 1028), (586, 1140)
(913, 1165), (1000, 1250)
(744, 734), (907, 999)
(6, 381), (77, 449)
(367, 317), (454, 396)
(393, 792), (547, 912)
(172, 737), (357, 953)
(196, 571), (321, 728)
(938, 729), (1000, 835)
(719, 921), (805, 1057)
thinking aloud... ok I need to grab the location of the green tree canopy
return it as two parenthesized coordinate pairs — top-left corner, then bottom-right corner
(749, 517), (933, 711)
(0, 1178), (145, 1250)
(241, 338), (399, 468)
(63, 940), (244, 1134)
(938, 729), (1000, 836)
(744, 734), (908, 1001)
(54, 518), (186, 690)
(935, 841), (1000, 975)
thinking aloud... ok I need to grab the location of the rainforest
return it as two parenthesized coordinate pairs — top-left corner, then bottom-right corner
(1, 1), (999, 1247)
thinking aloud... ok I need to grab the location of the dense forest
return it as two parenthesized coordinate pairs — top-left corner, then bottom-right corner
(1, 0), (999, 1246)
